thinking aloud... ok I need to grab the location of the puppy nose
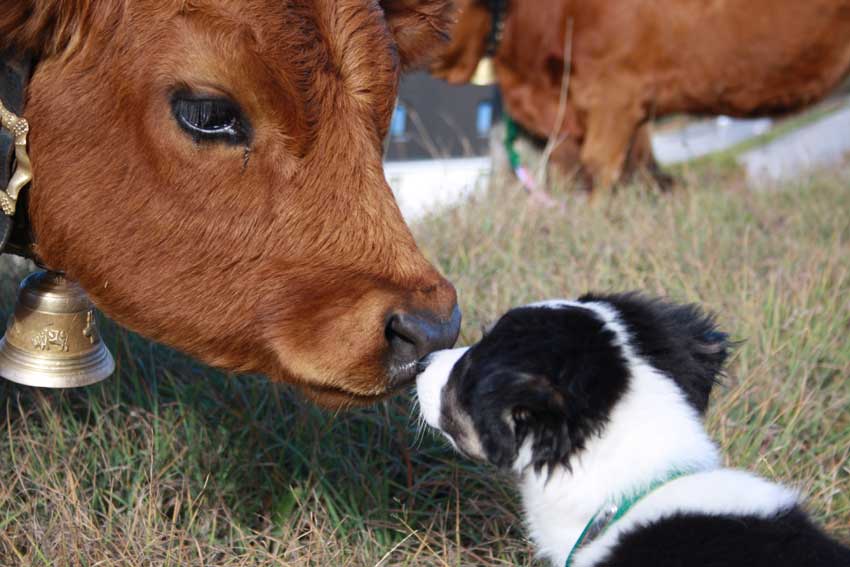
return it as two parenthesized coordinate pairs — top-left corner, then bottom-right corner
(386, 306), (461, 363)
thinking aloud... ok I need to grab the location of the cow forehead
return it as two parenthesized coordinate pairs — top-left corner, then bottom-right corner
(153, 0), (400, 79)
(138, 0), (399, 140)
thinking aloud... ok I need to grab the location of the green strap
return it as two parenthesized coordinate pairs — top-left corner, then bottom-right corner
(564, 510), (600, 567)
(503, 113), (521, 171)
(565, 469), (695, 567)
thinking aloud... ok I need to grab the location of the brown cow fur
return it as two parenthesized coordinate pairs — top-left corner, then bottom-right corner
(433, 0), (850, 196)
(0, 0), (459, 408)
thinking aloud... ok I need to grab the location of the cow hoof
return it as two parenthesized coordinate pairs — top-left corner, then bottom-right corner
(656, 172), (676, 192)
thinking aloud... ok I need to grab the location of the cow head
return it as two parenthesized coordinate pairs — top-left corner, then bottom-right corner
(0, 0), (460, 408)
(430, 0), (494, 84)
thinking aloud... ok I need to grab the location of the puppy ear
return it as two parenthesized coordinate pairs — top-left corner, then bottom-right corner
(381, 0), (455, 70)
(581, 292), (731, 414)
(650, 301), (730, 413)
(479, 372), (569, 472)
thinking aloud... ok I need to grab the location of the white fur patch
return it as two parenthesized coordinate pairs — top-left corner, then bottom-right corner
(416, 347), (468, 430)
(525, 299), (575, 310)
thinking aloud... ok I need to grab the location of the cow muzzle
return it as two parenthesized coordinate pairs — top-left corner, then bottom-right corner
(385, 304), (462, 389)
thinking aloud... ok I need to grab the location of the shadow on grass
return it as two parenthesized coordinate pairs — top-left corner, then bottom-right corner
(0, 260), (530, 564)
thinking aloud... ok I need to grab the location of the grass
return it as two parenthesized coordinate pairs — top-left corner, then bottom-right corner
(1, 162), (849, 565)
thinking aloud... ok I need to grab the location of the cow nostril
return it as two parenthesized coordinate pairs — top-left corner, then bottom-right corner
(386, 307), (461, 364)
(386, 315), (418, 363)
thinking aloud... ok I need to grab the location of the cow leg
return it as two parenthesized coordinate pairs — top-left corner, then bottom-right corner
(547, 136), (591, 190)
(580, 104), (644, 200)
(626, 125), (674, 191)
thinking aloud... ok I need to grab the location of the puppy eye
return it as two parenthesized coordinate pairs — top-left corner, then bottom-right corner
(513, 407), (531, 423)
(171, 91), (251, 145)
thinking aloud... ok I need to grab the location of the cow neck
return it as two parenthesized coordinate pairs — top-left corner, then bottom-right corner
(0, 49), (38, 260)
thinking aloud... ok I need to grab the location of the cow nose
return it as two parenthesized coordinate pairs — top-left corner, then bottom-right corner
(386, 305), (461, 369)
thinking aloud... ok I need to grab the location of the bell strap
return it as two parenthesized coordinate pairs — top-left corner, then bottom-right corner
(1, 69), (32, 216)
(0, 50), (34, 255)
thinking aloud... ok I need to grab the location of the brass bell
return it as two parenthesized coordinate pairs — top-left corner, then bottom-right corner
(0, 270), (114, 388)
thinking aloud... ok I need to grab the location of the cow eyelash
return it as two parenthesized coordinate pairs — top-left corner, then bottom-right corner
(171, 92), (251, 146)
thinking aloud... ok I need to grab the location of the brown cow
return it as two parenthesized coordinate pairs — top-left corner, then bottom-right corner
(0, 0), (460, 408)
(433, 0), (850, 194)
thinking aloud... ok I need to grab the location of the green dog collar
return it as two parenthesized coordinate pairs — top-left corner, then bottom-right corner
(565, 469), (696, 567)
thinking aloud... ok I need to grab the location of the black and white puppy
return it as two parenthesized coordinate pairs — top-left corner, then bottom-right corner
(416, 293), (850, 567)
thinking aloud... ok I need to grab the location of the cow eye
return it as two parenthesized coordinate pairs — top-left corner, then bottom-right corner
(171, 92), (251, 145)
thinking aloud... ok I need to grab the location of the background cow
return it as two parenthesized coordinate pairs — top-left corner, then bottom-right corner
(0, 0), (461, 407)
(433, 0), (850, 195)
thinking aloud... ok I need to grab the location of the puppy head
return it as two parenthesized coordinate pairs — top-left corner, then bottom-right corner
(417, 304), (630, 472)
(416, 295), (729, 473)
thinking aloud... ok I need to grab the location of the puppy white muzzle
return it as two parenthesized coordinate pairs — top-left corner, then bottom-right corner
(415, 347), (469, 429)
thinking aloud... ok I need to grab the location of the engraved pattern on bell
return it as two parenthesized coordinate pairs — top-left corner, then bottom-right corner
(0, 271), (115, 388)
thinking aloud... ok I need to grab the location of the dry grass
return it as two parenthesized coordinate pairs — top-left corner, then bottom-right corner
(1, 164), (849, 566)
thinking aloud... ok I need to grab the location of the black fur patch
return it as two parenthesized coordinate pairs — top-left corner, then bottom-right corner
(598, 506), (850, 566)
(442, 304), (630, 472)
(579, 293), (729, 414)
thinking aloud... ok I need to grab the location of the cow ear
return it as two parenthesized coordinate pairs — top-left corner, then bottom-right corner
(429, 1), (492, 83)
(0, 0), (93, 58)
(381, 0), (455, 70)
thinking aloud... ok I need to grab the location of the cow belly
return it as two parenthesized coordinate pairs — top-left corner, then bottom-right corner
(650, 1), (850, 116)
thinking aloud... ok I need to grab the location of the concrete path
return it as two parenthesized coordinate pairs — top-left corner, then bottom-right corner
(386, 103), (850, 221)
(653, 116), (772, 165)
(386, 157), (491, 222)
(739, 106), (850, 185)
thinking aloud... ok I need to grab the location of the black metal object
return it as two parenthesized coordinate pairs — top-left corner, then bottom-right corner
(484, 0), (509, 57)
(385, 72), (501, 161)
